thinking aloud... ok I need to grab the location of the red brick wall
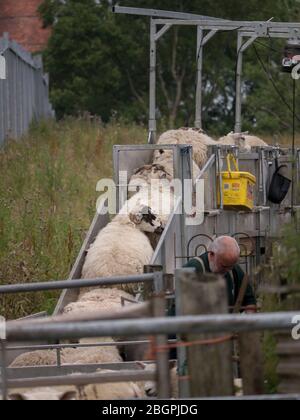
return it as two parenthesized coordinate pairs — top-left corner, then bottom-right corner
(0, 0), (51, 52)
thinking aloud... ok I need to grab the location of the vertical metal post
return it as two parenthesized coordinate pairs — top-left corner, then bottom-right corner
(217, 147), (224, 210)
(174, 145), (193, 266)
(153, 271), (164, 294)
(113, 146), (120, 213)
(292, 78), (296, 216)
(149, 19), (157, 144)
(0, 340), (8, 401)
(56, 348), (61, 368)
(195, 26), (203, 129)
(235, 33), (243, 133)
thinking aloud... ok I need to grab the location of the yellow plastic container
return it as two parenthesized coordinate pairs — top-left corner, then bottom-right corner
(217, 154), (256, 211)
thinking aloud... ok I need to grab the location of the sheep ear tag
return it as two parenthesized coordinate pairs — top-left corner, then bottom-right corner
(0, 55), (6, 80)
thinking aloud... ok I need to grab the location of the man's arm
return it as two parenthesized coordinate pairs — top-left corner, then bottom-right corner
(236, 266), (257, 313)
(242, 278), (257, 313)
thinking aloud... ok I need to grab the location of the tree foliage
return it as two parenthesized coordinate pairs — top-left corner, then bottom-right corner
(39, 0), (300, 135)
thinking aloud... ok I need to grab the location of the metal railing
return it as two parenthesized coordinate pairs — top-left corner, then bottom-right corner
(1, 310), (299, 399)
(0, 273), (162, 295)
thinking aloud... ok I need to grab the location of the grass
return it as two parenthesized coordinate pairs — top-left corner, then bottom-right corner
(0, 118), (146, 320)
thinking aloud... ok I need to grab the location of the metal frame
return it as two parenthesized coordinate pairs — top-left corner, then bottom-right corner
(112, 7), (300, 140)
(3, 310), (299, 350)
(0, 273), (161, 295)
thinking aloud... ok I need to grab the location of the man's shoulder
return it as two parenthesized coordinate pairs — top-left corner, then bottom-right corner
(184, 256), (206, 273)
(232, 263), (245, 281)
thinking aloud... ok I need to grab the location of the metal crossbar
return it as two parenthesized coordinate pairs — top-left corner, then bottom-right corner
(0, 273), (159, 294)
(4, 312), (298, 342)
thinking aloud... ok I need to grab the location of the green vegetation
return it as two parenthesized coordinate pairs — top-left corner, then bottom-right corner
(39, 0), (300, 135)
(0, 118), (146, 319)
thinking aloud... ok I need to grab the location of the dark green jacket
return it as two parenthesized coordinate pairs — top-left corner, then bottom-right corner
(184, 252), (256, 309)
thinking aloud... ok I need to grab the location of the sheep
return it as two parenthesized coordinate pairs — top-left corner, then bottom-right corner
(10, 337), (123, 368)
(139, 362), (178, 398)
(9, 387), (77, 401)
(141, 363), (243, 398)
(9, 350), (58, 368)
(153, 129), (217, 170)
(81, 198), (164, 294)
(129, 161), (201, 188)
(65, 288), (136, 313)
(77, 370), (145, 400)
(129, 163), (173, 192)
(218, 132), (268, 151)
(8, 370), (146, 400)
(81, 185), (174, 293)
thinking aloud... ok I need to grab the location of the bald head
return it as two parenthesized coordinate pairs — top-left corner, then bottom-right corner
(208, 236), (240, 275)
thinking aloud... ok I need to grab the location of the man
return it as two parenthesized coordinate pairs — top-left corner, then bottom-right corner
(184, 236), (257, 312)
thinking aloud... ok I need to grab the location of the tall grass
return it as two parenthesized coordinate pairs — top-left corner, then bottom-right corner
(0, 118), (146, 319)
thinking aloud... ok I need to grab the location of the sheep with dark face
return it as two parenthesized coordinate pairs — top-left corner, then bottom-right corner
(81, 187), (170, 293)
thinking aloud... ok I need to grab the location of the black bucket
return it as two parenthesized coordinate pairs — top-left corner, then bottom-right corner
(268, 160), (291, 204)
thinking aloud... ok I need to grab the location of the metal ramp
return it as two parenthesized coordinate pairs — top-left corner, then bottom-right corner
(53, 142), (299, 315)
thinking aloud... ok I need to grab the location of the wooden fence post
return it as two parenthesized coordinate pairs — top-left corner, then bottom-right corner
(143, 265), (163, 299)
(152, 295), (171, 399)
(276, 295), (300, 394)
(238, 332), (264, 395)
(180, 271), (234, 398)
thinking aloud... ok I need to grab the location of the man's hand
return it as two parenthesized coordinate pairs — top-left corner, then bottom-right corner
(245, 305), (257, 314)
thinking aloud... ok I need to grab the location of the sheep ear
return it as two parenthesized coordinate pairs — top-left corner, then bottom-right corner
(60, 391), (77, 400)
(129, 211), (143, 225)
(9, 393), (26, 400)
(159, 149), (164, 155)
(136, 361), (146, 370)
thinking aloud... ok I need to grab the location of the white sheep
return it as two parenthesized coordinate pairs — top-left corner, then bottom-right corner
(139, 362), (178, 398)
(141, 362), (243, 398)
(64, 288), (136, 314)
(218, 132), (268, 151)
(81, 186), (172, 294)
(77, 287), (136, 307)
(129, 163), (173, 191)
(129, 160), (201, 187)
(81, 199), (163, 293)
(154, 129), (217, 170)
(9, 350), (58, 368)
(77, 370), (145, 400)
(8, 370), (146, 400)
(10, 337), (123, 368)
(9, 387), (77, 401)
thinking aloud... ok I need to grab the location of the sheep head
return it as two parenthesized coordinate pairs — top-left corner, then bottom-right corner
(129, 164), (172, 194)
(9, 388), (77, 400)
(227, 131), (251, 151)
(129, 205), (164, 234)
